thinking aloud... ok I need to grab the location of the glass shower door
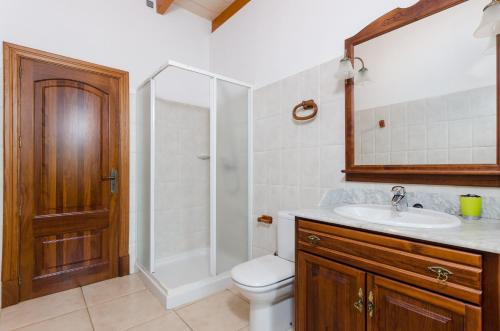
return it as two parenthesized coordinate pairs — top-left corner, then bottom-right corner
(215, 79), (250, 274)
(136, 80), (155, 272)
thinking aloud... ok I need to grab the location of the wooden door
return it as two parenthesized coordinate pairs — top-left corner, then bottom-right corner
(296, 251), (366, 331)
(367, 275), (481, 331)
(17, 56), (121, 300)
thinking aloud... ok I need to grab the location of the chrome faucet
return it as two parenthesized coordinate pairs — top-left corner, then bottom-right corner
(391, 186), (408, 212)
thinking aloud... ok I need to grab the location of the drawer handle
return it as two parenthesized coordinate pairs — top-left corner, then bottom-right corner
(428, 266), (453, 283)
(367, 291), (374, 318)
(307, 235), (321, 245)
(353, 288), (364, 313)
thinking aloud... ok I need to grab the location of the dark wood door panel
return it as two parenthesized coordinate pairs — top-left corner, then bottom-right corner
(296, 251), (366, 331)
(18, 57), (120, 301)
(368, 275), (481, 331)
(34, 79), (109, 215)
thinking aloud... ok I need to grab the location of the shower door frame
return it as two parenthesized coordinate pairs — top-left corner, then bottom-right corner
(140, 60), (253, 276)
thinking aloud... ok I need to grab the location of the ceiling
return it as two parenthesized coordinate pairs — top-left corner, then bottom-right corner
(174, 0), (234, 20)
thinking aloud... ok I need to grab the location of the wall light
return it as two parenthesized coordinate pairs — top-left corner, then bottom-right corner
(335, 54), (371, 85)
(334, 54), (355, 80)
(474, 0), (500, 38)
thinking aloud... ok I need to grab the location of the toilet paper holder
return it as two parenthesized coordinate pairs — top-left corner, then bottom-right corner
(257, 215), (273, 224)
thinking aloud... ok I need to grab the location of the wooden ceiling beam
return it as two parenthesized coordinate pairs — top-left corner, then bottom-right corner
(212, 0), (251, 32)
(157, 0), (175, 15)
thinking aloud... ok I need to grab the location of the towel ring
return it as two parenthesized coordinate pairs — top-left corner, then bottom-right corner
(293, 99), (318, 121)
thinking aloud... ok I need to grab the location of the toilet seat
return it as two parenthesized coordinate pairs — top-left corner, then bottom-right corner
(231, 255), (294, 289)
(234, 275), (294, 294)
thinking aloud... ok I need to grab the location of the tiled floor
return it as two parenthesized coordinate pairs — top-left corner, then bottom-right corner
(0, 274), (250, 331)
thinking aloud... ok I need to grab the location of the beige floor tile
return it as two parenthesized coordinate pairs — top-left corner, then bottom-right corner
(126, 311), (190, 331)
(82, 274), (145, 306)
(176, 290), (249, 331)
(0, 288), (86, 331)
(88, 290), (166, 331)
(14, 309), (93, 331)
(227, 286), (249, 303)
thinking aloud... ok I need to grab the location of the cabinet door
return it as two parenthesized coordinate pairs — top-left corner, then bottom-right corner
(296, 251), (366, 331)
(367, 275), (481, 331)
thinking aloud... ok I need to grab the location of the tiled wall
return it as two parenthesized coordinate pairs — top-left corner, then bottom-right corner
(355, 86), (497, 165)
(252, 59), (346, 257)
(252, 58), (500, 258)
(154, 99), (210, 263)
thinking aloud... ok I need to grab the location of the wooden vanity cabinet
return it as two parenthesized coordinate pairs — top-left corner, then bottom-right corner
(295, 219), (496, 331)
(296, 251), (366, 331)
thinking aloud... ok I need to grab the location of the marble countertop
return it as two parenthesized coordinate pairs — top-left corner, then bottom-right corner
(290, 206), (500, 254)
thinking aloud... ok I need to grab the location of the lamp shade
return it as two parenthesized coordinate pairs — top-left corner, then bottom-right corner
(335, 58), (355, 80)
(355, 67), (372, 86)
(474, 1), (500, 38)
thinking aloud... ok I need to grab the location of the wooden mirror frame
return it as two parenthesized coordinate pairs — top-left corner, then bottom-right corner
(343, 0), (500, 187)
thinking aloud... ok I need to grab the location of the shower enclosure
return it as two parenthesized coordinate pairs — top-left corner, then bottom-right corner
(135, 61), (253, 308)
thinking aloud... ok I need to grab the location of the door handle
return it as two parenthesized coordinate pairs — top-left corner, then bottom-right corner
(102, 169), (118, 193)
(353, 288), (364, 313)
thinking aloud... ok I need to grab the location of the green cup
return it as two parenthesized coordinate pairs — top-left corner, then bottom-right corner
(460, 194), (482, 220)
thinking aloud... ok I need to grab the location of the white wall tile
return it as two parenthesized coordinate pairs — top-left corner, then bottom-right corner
(408, 151), (427, 164)
(300, 188), (321, 209)
(280, 186), (300, 211)
(299, 116), (320, 147)
(407, 100), (426, 125)
(389, 103), (407, 127)
(320, 145), (345, 188)
(428, 150), (449, 164)
(391, 126), (408, 152)
(253, 152), (268, 185)
(427, 123), (448, 150)
(425, 97), (447, 123)
(268, 152), (282, 185)
(408, 125), (427, 151)
(449, 148), (472, 164)
(473, 116), (496, 147)
(361, 131), (375, 155)
(281, 149), (299, 186)
(390, 152), (408, 165)
(320, 100), (345, 146)
(470, 86), (496, 117)
(300, 148), (320, 187)
(473, 147), (497, 164)
(449, 119), (472, 148)
(447, 92), (470, 120)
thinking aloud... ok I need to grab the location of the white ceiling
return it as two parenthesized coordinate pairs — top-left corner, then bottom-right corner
(174, 0), (234, 20)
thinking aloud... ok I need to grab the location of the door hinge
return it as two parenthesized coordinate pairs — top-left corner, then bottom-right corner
(18, 136), (22, 149)
(18, 276), (22, 286)
(19, 64), (23, 79)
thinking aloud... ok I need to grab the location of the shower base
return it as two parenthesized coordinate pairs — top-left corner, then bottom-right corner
(136, 248), (233, 309)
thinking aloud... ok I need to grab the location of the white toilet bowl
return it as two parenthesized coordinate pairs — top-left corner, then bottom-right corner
(231, 211), (296, 331)
(232, 255), (294, 331)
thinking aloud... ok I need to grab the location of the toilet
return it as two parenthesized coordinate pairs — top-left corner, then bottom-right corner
(231, 211), (295, 331)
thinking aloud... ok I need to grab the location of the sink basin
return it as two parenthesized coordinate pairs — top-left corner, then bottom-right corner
(334, 204), (461, 229)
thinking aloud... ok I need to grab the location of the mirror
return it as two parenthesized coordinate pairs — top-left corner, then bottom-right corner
(353, 0), (496, 166)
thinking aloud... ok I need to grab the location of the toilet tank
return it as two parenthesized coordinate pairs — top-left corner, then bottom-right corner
(277, 211), (295, 262)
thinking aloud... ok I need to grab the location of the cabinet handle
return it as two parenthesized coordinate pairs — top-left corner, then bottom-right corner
(353, 288), (364, 313)
(307, 235), (321, 245)
(428, 266), (453, 284)
(367, 291), (374, 318)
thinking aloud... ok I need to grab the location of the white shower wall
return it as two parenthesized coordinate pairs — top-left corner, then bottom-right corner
(154, 98), (210, 263)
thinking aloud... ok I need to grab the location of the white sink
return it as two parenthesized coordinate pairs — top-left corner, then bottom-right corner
(334, 204), (461, 229)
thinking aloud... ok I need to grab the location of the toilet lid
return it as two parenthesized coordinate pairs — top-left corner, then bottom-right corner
(231, 255), (294, 288)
